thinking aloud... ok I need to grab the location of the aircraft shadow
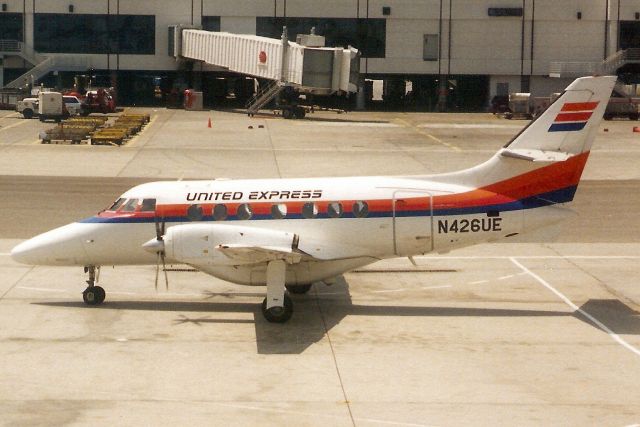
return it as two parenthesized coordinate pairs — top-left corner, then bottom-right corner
(37, 278), (640, 354)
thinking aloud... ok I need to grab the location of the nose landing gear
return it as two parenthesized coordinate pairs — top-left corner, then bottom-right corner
(82, 265), (105, 305)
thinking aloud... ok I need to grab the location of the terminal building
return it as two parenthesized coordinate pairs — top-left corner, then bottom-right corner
(2, 0), (640, 110)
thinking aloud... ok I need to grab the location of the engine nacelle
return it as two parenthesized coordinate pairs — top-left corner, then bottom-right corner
(163, 224), (297, 266)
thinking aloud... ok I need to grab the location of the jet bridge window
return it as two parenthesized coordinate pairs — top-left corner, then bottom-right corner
(107, 198), (126, 211)
(141, 198), (156, 212)
(121, 198), (139, 212)
(352, 201), (369, 218)
(327, 202), (343, 218)
(237, 204), (253, 220)
(187, 204), (203, 221)
(213, 204), (228, 221)
(302, 202), (318, 219)
(271, 204), (287, 219)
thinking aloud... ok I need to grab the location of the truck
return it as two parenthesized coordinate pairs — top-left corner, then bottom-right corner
(38, 91), (70, 122)
(16, 97), (39, 119)
(80, 88), (116, 116)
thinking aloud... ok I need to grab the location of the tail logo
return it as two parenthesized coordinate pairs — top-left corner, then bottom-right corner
(548, 102), (599, 132)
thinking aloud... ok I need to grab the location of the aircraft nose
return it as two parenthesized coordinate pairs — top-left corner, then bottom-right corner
(11, 223), (91, 266)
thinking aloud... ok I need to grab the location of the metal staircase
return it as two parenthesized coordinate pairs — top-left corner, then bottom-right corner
(1, 39), (92, 89)
(245, 81), (283, 115)
(549, 48), (640, 78)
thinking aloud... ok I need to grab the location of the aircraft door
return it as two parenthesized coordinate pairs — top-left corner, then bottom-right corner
(392, 190), (433, 256)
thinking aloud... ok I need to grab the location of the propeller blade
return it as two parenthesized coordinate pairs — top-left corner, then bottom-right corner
(162, 253), (169, 290)
(154, 252), (160, 291)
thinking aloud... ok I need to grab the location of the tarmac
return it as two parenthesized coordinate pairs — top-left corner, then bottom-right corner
(0, 107), (639, 426)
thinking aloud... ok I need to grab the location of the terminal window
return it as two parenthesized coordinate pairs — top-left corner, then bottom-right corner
(34, 13), (155, 54)
(0, 13), (23, 40)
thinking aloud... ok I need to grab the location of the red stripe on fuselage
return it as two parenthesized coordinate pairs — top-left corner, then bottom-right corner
(561, 102), (599, 112)
(96, 152), (590, 220)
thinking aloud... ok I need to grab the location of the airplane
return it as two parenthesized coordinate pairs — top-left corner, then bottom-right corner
(11, 75), (617, 323)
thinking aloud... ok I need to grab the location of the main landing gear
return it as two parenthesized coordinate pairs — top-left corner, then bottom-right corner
(82, 265), (105, 306)
(261, 260), (294, 323)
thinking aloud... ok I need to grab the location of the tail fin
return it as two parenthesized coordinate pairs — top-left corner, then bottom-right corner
(503, 75), (617, 158)
(438, 76), (617, 203)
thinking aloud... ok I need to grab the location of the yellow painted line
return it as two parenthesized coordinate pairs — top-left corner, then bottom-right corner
(125, 114), (157, 147)
(394, 118), (462, 152)
(0, 119), (29, 133)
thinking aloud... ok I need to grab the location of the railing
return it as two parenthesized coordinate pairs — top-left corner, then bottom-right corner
(0, 39), (21, 53)
(549, 62), (600, 78)
(550, 49), (640, 78)
(4, 55), (92, 89)
(245, 81), (283, 114)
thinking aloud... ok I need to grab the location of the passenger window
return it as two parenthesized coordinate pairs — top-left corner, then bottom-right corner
(237, 203), (253, 220)
(352, 201), (369, 218)
(141, 198), (156, 212)
(302, 202), (317, 219)
(271, 204), (287, 219)
(121, 198), (139, 212)
(327, 202), (343, 218)
(108, 198), (126, 211)
(213, 204), (227, 221)
(187, 204), (203, 221)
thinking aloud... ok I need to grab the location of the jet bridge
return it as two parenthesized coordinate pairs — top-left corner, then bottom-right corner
(171, 26), (360, 116)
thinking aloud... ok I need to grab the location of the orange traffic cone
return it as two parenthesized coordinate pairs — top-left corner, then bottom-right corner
(207, 117), (212, 128)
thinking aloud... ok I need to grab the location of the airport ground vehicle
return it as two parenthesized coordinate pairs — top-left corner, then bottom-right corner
(17, 95), (81, 119)
(16, 97), (39, 119)
(80, 89), (116, 116)
(38, 92), (70, 122)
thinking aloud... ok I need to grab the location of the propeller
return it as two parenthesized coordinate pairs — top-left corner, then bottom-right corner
(143, 217), (169, 290)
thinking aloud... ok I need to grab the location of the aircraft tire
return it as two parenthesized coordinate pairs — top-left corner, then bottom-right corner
(83, 286), (106, 305)
(285, 284), (312, 294)
(261, 294), (293, 323)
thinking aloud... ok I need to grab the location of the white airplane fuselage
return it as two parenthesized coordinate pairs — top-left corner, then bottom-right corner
(12, 173), (574, 286)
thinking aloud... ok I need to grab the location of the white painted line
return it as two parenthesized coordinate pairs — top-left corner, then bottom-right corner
(510, 257), (640, 358)
(372, 288), (406, 293)
(420, 285), (452, 290)
(469, 280), (489, 285)
(498, 274), (515, 280)
(0, 119), (28, 132)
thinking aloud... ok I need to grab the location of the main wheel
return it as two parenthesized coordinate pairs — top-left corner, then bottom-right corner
(285, 283), (312, 294)
(282, 108), (294, 120)
(294, 107), (306, 119)
(83, 286), (106, 305)
(23, 109), (34, 119)
(261, 294), (293, 323)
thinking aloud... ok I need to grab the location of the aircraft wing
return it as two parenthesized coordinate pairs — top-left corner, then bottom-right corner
(161, 223), (369, 267)
(215, 243), (303, 264)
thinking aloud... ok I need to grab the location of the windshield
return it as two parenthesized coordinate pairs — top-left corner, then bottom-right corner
(107, 198), (126, 211)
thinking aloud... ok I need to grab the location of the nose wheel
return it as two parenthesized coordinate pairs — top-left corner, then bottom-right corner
(82, 265), (106, 306)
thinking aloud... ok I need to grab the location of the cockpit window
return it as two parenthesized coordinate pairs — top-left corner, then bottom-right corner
(121, 198), (139, 212)
(108, 198), (126, 211)
(141, 198), (156, 212)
